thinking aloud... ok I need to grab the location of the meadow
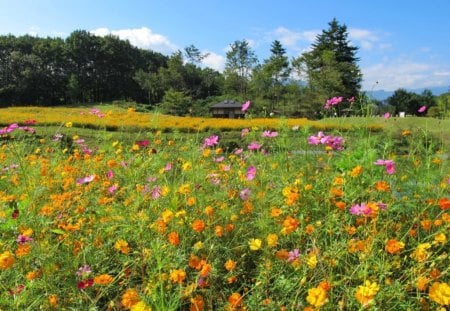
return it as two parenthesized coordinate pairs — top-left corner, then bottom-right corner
(0, 105), (449, 310)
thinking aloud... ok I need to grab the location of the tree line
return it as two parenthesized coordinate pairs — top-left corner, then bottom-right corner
(1, 19), (448, 118)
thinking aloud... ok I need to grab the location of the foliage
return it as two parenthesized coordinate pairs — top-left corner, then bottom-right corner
(0, 106), (449, 310)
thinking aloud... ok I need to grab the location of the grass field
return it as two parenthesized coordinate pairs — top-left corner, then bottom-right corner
(0, 106), (449, 310)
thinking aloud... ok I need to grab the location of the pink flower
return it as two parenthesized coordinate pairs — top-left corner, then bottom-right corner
(241, 100), (251, 112)
(349, 203), (370, 215)
(76, 175), (95, 184)
(151, 185), (162, 199)
(247, 142), (262, 151)
(107, 170), (114, 179)
(240, 188), (251, 200)
(324, 96), (343, 109)
(287, 249), (300, 262)
(246, 166), (256, 180)
(16, 234), (33, 244)
(136, 140), (149, 147)
(108, 184), (118, 195)
(383, 112), (390, 119)
(203, 135), (219, 148)
(374, 159), (395, 175)
(164, 162), (172, 171)
(418, 105), (427, 113)
(262, 130), (278, 138)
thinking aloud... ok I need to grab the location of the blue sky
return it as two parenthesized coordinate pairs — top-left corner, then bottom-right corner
(1, 0), (450, 91)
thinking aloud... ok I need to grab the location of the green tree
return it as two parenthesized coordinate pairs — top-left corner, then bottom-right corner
(184, 44), (209, 65)
(261, 40), (290, 112)
(224, 40), (258, 98)
(293, 18), (362, 115)
(158, 88), (192, 116)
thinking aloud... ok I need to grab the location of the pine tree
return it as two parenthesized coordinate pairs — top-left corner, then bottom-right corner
(294, 18), (362, 113)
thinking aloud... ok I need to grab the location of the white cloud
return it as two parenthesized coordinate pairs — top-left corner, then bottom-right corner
(349, 28), (391, 51)
(362, 60), (450, 91)
(270, 27), (319, 48)
(201, 51), (226, 72)
(90, 27), (177, 54)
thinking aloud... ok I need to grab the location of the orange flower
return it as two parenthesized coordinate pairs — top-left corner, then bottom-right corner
(350, 165), (362, 178)
(385, 239), (405, 255)
(168, 231), (180, 246)
(48, 294), (58, 308)
(94, 274), (114, 285)
(190, 295), (205, 311)
(188, 254), (202, 270)
(121, 288), (140, 309)
(335, 201), (346, 210)
(214, 225), (224, 237)
(416, 276), (430, 291)
(114, 239), (130, 254)
(375, 181), (390, 191)
(270, 207), (283, 218)
(26, 270), (42, 281)
(192, 219), (205, 233)
(438, 197), (450, 210)
(224, 259), (236, 272)
(170, 269), (186, 284)
(266, 233), (278, 248)
(330, 187), (343, 197)
(0, 251), (15, 270)
(199, 263), (212, 277)
(228, 292), (242, 307)
(305, 224), (314, 234)
(420, 219), (432, 231)
(282, 215), (299, 235)
(16, 244), (32, 257)
(275, 249), (289, 260)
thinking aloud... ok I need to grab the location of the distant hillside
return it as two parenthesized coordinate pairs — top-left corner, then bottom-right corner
(366, 86), (449, 101)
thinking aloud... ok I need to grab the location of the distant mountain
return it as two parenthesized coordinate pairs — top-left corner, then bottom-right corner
(366, 86), (449, 101)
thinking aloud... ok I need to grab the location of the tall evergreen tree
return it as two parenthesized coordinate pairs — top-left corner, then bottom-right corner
(294, 18), (362, 114)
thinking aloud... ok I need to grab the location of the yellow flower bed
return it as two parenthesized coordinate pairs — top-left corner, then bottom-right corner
(0, 107), (380, 132)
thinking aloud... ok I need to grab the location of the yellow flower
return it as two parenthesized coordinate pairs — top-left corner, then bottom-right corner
(65, 122), (73, 127)
(355, 280), (380, 307)
(0, 251), (15, 270)
(114, 239), (130, 254)
(266, 233), (278, 248)
(249, 238), (262, 251)
(306, 286), (328, 308)
(411, 243), (431, 262)
(169, 269), (186, 284)
(429, 282), (450, 306)
(306, 254), (318, 269)
(434, 233), (447, 245)
(130, 300), (152, 311)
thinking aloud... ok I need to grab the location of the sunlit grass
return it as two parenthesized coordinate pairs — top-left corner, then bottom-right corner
(0, 107), (449, 310)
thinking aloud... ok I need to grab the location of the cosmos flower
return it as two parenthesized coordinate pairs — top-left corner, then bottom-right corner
(418, 105), (427, 113)
(241, 100), (250, 112)
(76, 175), (95, 184)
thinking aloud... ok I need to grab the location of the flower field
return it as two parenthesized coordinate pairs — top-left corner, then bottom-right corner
(0, 106), (449, 310)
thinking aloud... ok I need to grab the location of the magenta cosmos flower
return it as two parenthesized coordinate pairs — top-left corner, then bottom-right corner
(418, 105), (427, 113)
(241, 100), (251, 112)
